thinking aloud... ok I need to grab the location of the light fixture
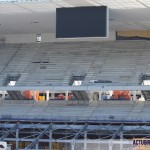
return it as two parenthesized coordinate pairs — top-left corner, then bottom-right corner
(30, 21), (39, 24)
(36, 34), (41, 43)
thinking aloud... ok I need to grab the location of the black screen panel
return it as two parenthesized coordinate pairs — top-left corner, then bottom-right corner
(56, 6), (108, 38)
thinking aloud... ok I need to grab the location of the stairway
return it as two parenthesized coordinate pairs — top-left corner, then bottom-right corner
(73, 91), (90, 101)
(142, 91), (150, 101)
(7, 91), (24, 100)
(68, 74), (90, 102)
(3, 74), (24, 100)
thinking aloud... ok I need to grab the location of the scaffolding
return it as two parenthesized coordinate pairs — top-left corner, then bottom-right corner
(0, 121), (150, 149)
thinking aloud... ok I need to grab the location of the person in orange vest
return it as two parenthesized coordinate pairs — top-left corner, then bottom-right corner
(68, 94), (73, 100)
(58, 93), (65, 100)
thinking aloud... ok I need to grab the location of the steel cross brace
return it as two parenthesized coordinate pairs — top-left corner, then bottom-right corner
(111, 124), (123, 139)
(73, 124), (88, 140)
(24, 124), (52, 149)
(0, 123), (18, 140)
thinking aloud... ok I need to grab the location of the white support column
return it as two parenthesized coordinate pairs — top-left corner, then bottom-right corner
(34, 91), (37, 101)
(49, 130), (52, 150)
(16, 128), (19, 150)
(98, 142), (101, 150)
(71, 140), (75, 150)
(133, 90), (137, 101)
(120, 131), (123, 150)
(109, 140), (112, 150)
(46, 90), (49, 101)
(35, 143), (38, 149)
(90, 91), (93, 101)
(84, 131), (87, 150)
(65, 91), (68, 101)
(99, 91), (102, 101)
(2, 91), (5, 100)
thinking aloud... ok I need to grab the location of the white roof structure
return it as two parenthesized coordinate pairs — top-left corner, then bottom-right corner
(0, 0), (149, 41)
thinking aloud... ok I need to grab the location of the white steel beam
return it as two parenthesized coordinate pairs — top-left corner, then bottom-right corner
(5, 138), (133, 144)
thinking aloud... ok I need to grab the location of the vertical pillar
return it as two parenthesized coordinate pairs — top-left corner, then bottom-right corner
(84, 131), (87, 150)
(133, 91), (137, 101)
(49, 130), (52, 150)
(34, 91), (37, 100)
(8, 144), (11, 150)
(64, 143), (68, 150)
(2, 91), (5, 100)
(16, 128), (19, 150)
(51, 93), (55, 99)
(65, 91), (68, 100)
(71, 140), (75, 150)
(98, 142), (101, 150)
(120, 131), (123, 150)
(46, 91), (49, 101)
(35, 143), (39, 149)
(99, 91), (102, 101)
(92, 92), (96, 101)
(109, 140), (112, 150)
(90, 91), (93, 101)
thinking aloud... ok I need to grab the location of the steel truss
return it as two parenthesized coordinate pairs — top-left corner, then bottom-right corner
(0, 121), (149, 149)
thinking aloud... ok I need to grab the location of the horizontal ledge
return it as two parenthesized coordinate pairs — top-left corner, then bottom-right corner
(0, 85), (150, 91)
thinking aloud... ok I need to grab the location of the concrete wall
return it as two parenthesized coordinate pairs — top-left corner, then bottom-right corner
(0, 31), (116, 43)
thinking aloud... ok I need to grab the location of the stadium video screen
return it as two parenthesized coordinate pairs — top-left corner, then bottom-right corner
(56, 6), (109, 38)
